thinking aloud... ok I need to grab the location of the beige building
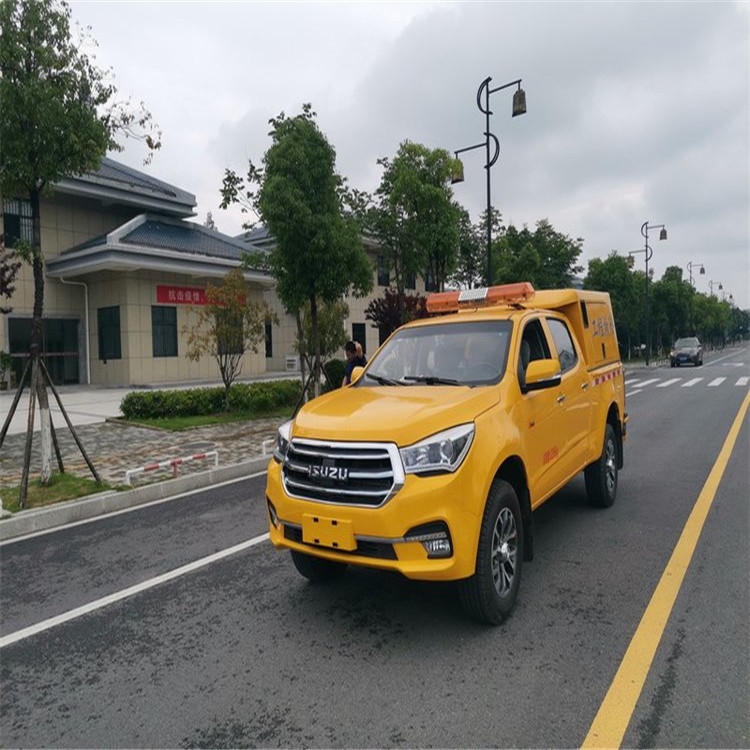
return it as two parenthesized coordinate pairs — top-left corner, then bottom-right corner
(1, 158), (433, 388)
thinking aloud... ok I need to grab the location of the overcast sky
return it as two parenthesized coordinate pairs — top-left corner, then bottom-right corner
(69, 0), (749, 308)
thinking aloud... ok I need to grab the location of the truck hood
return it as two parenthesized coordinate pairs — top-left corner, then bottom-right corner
(291, 386), (499, 445)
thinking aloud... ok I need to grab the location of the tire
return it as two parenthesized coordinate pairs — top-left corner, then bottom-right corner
(290, 550), (347, 583)
(459, 480), (524, 625)
(585, 423), (618, 508)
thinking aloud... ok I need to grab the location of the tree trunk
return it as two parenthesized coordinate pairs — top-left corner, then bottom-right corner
(29, 186), (53, 485)
(295, 311), (308, 401)
(310, 295), (321, 398)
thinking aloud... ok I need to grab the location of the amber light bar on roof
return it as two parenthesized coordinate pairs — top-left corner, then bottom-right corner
(426, 282), (536, 313)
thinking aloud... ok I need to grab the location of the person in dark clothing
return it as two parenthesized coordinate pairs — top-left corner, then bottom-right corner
(342, 340), (367, 386)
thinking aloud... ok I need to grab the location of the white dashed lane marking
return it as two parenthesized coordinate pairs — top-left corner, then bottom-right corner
(625, 374), (749, 396)
(656, 378), (681, 388)
(682, 378), (703, 387)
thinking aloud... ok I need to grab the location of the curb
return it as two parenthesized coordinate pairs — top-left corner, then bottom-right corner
(0, 456), (270, 543)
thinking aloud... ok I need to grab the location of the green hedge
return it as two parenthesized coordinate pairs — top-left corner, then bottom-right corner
(120, 379), (302, 420)
(322, 359), (346, 393)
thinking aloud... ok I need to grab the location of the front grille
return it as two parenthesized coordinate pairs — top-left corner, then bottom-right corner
(284, 524), (397, 560)
(282, 438), (403, 507)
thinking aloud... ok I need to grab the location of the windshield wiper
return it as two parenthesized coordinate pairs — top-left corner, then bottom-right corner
(366, 372), (403, 386)
(403, 375), (460, 386)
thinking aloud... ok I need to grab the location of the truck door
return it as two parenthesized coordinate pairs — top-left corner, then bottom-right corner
(516, 318), (567, 506)
(544, 316), (591, 474)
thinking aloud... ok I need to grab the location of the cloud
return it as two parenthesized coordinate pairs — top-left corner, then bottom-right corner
(70, 0), (749, 306)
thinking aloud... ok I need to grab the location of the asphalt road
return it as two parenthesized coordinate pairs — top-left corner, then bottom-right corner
(1, 345), (748, 749)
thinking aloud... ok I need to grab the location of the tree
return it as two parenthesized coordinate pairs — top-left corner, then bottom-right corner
(184, 268), (277, 411)
(450, 206), (485, 290)
(651, 266), (691, 353)
(295, 299), (350, 393)
(365, 288), (428, 343)
(495, 220), (583, 288)
(221, 104), (372, 397)
(584, 252), (640, 358)
(0, 241), (22, 314)
(368, 142), (460, 320)
(0, 0), (160, 499)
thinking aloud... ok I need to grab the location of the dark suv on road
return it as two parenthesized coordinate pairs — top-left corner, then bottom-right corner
(670, 337), (703, 367)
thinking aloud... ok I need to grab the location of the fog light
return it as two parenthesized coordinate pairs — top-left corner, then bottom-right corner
(405, 522), (453, 559)
(267, 498), (279, 528)
(422, 536), (452, 558)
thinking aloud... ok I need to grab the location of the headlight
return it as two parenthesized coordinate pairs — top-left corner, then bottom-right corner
(273, 420), (292, 463)
(400, 424), (474, 475)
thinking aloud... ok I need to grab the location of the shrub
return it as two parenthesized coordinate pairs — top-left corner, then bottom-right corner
(120, 379), (302, 420)
(322, 359), (345, 392)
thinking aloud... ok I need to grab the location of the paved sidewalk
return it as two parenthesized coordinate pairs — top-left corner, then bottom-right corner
(0, 416), (281, 487)
(0, 380), (290, 540)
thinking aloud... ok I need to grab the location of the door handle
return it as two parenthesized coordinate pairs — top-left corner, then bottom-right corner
(557, 394), (566, 404)
(581, 382), (588, 390)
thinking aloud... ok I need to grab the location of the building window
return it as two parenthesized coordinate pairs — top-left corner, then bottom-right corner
(405, 272), (416, 290)
(265, 322), (273, 358)
(352, 322), (366, 354)
(152, 306), (178, 357)
(97, 306), (121, 361)
(3, 198), (33, 248)
(377, 256), (390, 287)
(424, 270), (438, 293)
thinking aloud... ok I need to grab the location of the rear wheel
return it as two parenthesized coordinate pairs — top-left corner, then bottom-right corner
(459, 480), (523, 625)
(290, 550), (347, 583)
(585, 423), (618, 508)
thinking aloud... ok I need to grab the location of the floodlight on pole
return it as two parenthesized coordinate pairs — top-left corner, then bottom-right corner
(452, 76), (527, 287)
(626, 221), (667, 366)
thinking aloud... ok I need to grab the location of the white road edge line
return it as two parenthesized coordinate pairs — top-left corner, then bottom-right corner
(0, 532), (271, 649)
(0, 471), (269, 546)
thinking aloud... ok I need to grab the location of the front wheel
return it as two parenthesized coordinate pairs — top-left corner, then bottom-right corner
(459, 480), (524, 625)
(585, 423), (618, 508)
(290, 550), (347, 583)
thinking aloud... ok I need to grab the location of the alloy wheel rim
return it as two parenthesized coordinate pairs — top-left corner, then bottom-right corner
(491, 507), (518, 596)
(605, 438), (617, 495)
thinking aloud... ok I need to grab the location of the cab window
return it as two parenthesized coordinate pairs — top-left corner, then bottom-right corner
(517, 319), (551, 389)
(546, 318), (578, 372)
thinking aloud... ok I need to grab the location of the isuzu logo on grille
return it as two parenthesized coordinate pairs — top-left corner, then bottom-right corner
(308, 464), (349, 480)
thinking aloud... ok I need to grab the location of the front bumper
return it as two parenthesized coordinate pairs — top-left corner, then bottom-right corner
(265, 459), (484, 581)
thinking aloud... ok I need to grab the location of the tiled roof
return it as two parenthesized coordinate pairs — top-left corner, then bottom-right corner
(236, 225), (275, 252)
(54, 157), (196, 217)
(92, 158), (180, 198)
(49, 214), (274, 285)
(122, 219), (247, 260)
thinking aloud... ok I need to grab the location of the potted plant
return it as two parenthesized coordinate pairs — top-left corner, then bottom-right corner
(0, 350), (11, 390)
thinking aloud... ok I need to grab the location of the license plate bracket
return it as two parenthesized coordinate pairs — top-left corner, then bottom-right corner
(301, 514), (356, 551)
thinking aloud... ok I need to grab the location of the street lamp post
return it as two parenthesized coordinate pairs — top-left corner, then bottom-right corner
(452, 76), (527, 287)
(686, 261), (705, 287)
(708, 280), (723, 297)
(628, 221), (667, 366)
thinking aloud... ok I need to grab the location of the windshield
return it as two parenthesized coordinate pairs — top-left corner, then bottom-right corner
(361, 320), (512, 387)
(675, 338), (699, 348)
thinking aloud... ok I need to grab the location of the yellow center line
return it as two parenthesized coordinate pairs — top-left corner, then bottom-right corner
(581, 389), (750, 749)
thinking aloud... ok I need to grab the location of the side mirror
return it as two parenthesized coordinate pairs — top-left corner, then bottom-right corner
(523, 358), (561, 393)
(349, 365), (365, 385)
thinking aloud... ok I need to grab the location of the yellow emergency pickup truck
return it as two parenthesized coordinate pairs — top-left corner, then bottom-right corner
(266, 282), (627, 624)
